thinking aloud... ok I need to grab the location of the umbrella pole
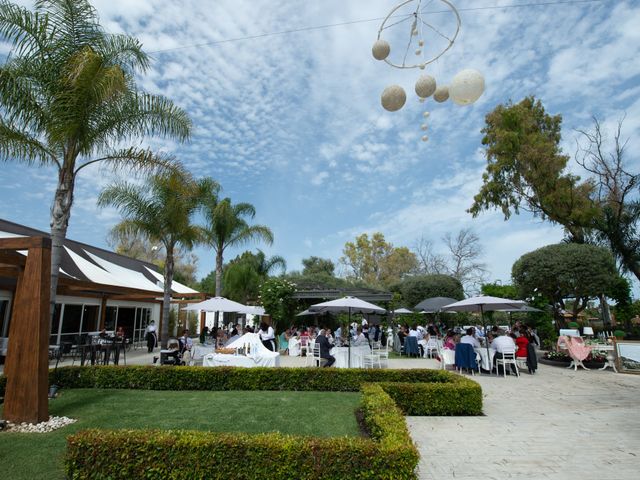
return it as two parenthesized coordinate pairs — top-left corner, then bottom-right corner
(482, 305), (491, 374)
(348, 307), (351, 368)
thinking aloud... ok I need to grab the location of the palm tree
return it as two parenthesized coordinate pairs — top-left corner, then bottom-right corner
(201, 197), (274, 297)
(0, 0), (191, 314)
(98, 172), (216, 348)
(222, 250), (286, 303)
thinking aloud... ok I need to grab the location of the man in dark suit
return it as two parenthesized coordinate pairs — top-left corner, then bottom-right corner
(316, 328), (335, 368)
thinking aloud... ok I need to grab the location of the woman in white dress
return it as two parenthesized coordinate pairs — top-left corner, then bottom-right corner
(258, 322), (276, 351)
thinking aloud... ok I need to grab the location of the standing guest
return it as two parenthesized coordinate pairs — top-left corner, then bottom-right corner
(180, 329), (193, 353)
(315, 328), (335, 367)
(115, 325), (125, 339)
(145, 321), (157, 353)
(515, 327), (529, 358)
(200, 326), (209, 344)
(230, 324), (239, 337)
(259, 321), (276, 351)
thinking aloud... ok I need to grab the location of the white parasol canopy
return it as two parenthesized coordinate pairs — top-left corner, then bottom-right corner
(309, 296), (386, 314)
(239, 305), (266, 316)
(393, 307), (414, 314)
(183, 296), (248, 312)
(441, 296), (525, 313)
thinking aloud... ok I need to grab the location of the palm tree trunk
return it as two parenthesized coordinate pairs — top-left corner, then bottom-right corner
(161, 245), (175, 349)
(215, 250), (224, 296)
(49, 166), (75, 321)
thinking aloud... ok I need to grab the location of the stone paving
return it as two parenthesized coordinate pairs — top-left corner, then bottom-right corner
(406, 362), (640, 480)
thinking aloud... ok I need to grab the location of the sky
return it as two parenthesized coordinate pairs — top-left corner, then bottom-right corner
(1, 0), (639, 293)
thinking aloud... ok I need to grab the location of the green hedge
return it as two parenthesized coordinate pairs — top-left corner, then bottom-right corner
(379, 380), (482, 416)
(42, 365), (458, 392)
(66, 384), (419, 480)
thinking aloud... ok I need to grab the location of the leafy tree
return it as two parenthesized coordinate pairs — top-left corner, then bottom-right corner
(259, 278), (297, 331)
(480, 282), (519, 299)
(392, 274), (464, 309)
(512, 243), (618, 324)
(469, 96), (597, 242)
(0, 0), (191, 314)
(98, 172), (214, 347)
(340, 232), (417, 287)
(302, 256), (335, 276)
(222, 250), (286, 303)
(201, 196), (273, 296)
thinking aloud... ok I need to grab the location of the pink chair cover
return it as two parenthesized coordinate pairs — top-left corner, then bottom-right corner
(565, 336), (591, 361)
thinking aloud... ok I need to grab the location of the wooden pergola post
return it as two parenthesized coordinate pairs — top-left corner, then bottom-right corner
(2, 236), (51, 424)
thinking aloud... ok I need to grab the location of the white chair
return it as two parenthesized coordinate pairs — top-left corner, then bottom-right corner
(300, 336), (310, 358)
(424, 338), (439, 358)
(372, 342), (389, 368)
(495, 349), (519, 377)
(438, 348), (456, 370)
(309, 343), (325, 367)
(362, 349), (379, 369)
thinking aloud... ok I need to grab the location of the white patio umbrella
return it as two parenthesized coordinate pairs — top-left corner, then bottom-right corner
(393, 307), (414, 314)
(309, 296), (386, 367)
(441, 296), (525, 371)
(183, 296), (249, 329)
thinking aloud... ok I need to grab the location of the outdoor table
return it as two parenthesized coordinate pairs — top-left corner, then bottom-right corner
(202, 353), (258, 368)
(589, 343), (617, 372)
(475, 347), (495, 371)
(330, 345), (371, 369)
(191, 345), (214, 361)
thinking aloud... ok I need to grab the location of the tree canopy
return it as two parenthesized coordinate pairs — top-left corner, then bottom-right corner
(511, 243), (619, 322)
(302, 256), (335, 276)
(340, 232), (417, 288)
(391, 274), (464, 309)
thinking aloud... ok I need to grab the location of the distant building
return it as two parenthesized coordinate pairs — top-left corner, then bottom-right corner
(0, 219), (202, 356)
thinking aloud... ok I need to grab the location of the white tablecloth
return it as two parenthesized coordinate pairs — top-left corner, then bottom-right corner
(475, 347), (495, 371)
(192, 345), (214, 361)
(202, 354), (258, 368)
(330, 346), (372, 369)
(288, 337), (301, 356)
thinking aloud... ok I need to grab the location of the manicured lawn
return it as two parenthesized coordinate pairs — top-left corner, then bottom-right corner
(0, 389), (361, 480)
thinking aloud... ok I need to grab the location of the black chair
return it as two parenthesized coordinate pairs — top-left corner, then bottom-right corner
(403, 336), (420, 357)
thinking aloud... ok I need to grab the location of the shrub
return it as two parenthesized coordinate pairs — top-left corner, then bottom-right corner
(66, 384), (419, 480)
(613, 330), (626, 339)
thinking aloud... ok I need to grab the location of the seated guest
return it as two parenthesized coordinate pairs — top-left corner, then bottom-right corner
(397, 325), (408, 346)
(460, 327), (481, 349)
(443, 330), (457, 350)
(427, 324), (439, 337)
(408, 324), (419, 338)
(315, 327), (335, 367)
(491, 330), (517, 374)
(515, 327), (529, 358)
(352, 326), (367, 346)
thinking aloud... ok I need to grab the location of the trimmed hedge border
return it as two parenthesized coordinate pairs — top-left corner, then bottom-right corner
(1, 366), (481, 479)
(66, 384), (419, 480)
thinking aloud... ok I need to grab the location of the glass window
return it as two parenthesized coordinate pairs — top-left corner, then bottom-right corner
(105, 306), (118, 331)
(61, 304), (83, 334)
(116, 307), (136, 339)
(80, 305), (100, 333)
(49, 303), (62, 345)
(0, 299), (10, 337)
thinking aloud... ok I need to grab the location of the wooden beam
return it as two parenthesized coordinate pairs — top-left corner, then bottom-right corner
(0, 251), (26, 267)
(3, 237), (50, 423)
(0, 236), (50, 250)
(0, 265), (21, 277)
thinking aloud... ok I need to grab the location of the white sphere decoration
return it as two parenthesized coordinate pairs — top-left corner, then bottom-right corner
(418, 97), (426, 103)
(415, 49), (422, 55)
(381, 85), (406, 112)
(421, 124), (428, 131)
(415, 75), (437, 98)
(433, 85), (449, 103)
(418, 40), (424, 47)
(419, 64), (426, 70)
(372, 39), (391, 61)
(423, 111), (430, 118)
(449, 69), (485, 105)
(421, 135), (429, 142)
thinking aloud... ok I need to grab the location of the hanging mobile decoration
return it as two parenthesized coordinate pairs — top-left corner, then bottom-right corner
(372, 0), (485, 141)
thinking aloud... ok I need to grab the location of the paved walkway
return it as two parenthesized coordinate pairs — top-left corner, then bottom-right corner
(406, 363), (640, 480)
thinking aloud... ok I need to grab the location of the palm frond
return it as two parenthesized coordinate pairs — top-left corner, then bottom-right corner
(0, 61), (48, 130)
(228, 225), (274, 248)
(97, 33), (149, 73)
(0, 1), (51, 58)
(233, 202), (256, 218)
(36, 0), (102, 50)
(75, 146), (184, 176)
(0, 118), (57, 166)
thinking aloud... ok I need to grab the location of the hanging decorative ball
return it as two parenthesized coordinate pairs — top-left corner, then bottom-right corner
(381, 85), (407, 112)
(415, 75), (437, 98)
(418, 97), (426, 103)
(418, 40), (424, 47)
(372, 39), (391, 61)
(433, 85), (449, 103)
(421, 124), (428, 131)
(419, 64), (426, 70)
(423, 111), (430, 118)
(449, 69), (485, 105)
(421, 135), (429, 142)
(415, 49), (422, 55)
